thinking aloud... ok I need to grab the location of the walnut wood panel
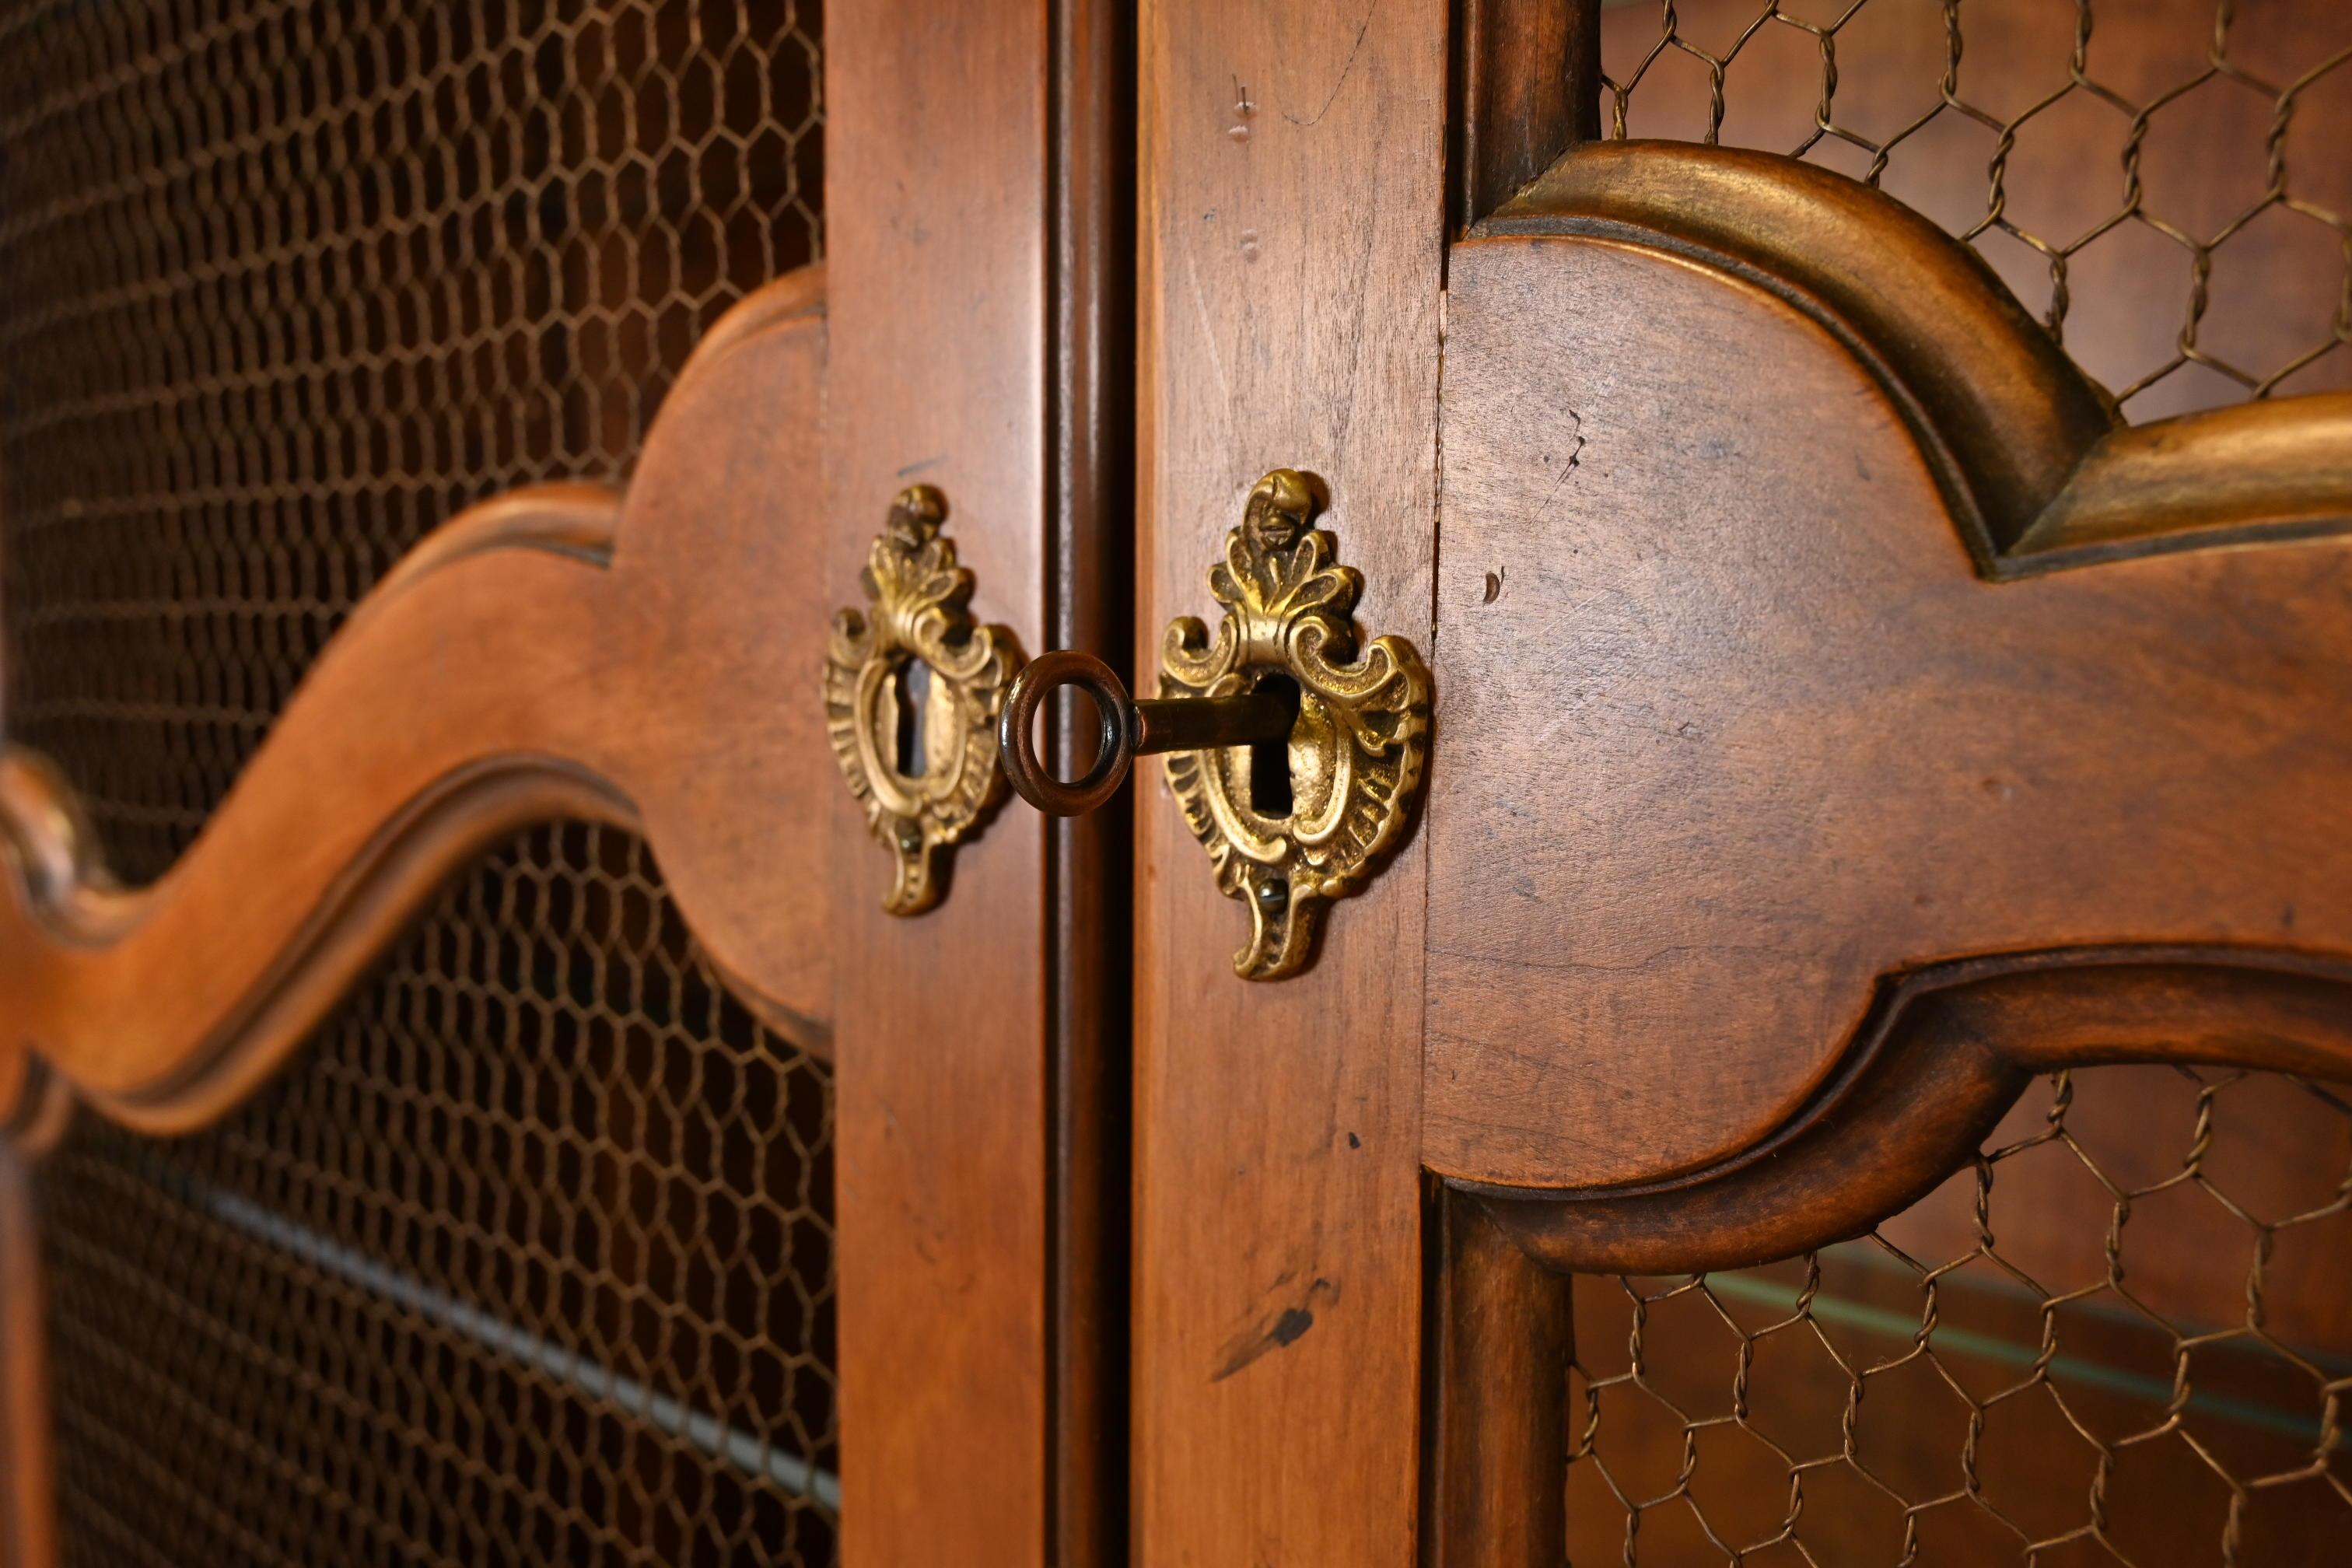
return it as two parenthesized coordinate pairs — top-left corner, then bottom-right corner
(0, 1144), (54, 1568)
(822, 2), (1076, 1562)
(1425, 142), (2352, 1192)
(1133, 1), (1445, 1562)
(0, 268), (835, 1136)
(2, 6), (1119, 1559)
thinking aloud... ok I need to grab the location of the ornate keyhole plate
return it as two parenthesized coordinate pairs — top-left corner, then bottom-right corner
(1162, 470), (1431, 978)
(824, 485), (1020, 914)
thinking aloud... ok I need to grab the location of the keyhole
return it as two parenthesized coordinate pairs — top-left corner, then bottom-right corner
(895, 658), (933, 778)
(1248, 674), (1300, 816)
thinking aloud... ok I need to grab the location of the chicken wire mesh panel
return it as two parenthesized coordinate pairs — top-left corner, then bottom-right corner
(0, 0), (824, 885)
(1597, 0), (2352, 422)
(1566, 1063), (2352, 1566)
(35, 823), (839, 1568)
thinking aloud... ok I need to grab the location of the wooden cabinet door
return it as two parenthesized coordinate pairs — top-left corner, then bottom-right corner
(1132, 3), (2352, 1563)
(0, 3), (1122, 1565)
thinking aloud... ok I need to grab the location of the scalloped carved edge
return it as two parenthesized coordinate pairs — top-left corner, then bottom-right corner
(0, 264), (831, 1140)
(4, 754), (635, 1136)
(1479, 142), (2352, 576)
(1455, 143), (2352, 1265)
(1468, 947), (2352, 1277)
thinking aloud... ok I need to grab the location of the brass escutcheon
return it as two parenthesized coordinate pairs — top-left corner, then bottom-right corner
(999, 469), (1430, 978)
(823, 485), (1020, 914)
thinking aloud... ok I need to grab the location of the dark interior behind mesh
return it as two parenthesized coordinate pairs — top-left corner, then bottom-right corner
(1568, 1064), (2352, 1566)
(0, 2), (834, 1562)
(0, 0), (823, 884)
(1598, 0), (2352, 424)
(39, 824), (839, 1567)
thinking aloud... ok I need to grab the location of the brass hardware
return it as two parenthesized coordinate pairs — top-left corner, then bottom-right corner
(824, 485), (1020, 914)
(998, 650), (1297, 817)
(999, 469), (1430, 978)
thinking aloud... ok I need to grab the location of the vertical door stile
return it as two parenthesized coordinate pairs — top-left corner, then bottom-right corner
(1133, 2), (1447, 1560)
(0, 1144), (57, 1568)
(824, 3), (1056, 1561)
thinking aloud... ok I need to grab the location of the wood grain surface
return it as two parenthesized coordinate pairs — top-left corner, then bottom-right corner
(1450, 0), (1597, 234)
(1426, 145), (2352, 1192)
(0, 1144), (55, 1568)
(822, 2), (1064, 1561)
(0, 2), (1122, 1555)
(1428, 1188), (1572, 1568)
(1133, 1), (1447, 1561)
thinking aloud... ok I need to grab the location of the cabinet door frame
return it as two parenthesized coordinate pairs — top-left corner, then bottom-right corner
(0, 2), (1132, 1562)
(1132, 2), (1450, 1561)
(1133, 3), (2352, 1563)
(824, 1), (1129, 1560)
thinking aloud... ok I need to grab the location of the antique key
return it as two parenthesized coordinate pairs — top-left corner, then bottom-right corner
(996, 649), (1297, 817)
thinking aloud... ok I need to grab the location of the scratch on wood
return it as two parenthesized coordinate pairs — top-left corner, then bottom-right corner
(1527, 410), (1586, 530)
(1281, 0), (1381, 128)
(1182, 248), (1233, 403)
(1210, 1275), (1340, 1381)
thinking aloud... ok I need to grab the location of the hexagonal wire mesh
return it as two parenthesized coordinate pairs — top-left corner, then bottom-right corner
(37, 824), (838, 1566)
(1566, 1063), (2352, 1566)
(0, 0), (824, 885)
(0, 0), (836, 1561)
(1597, 0), (2352, 422)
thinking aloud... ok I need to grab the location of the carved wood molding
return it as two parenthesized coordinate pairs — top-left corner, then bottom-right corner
(1428, 142), (2352, 1201)
(1469, 947), (2352, 1277)
(0, 265), (838, 1138)
(1477, 141), (2352, 572)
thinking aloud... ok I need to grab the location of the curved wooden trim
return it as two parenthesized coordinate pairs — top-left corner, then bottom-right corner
(698, 945), (836, 1059)
(0, 1066), (72, 1162)
(0, 754), (136, 936)
(667, 261), (829, 401)
(1473, 947), (2352, 1277)
(2013, 394), (2352, 570)
(369, 482), (621, 597)
(78, 762), (635, 1137)
(1434, 137), (2352, 1207)
(0, 265), (836, 1136)
(0, 494), (635, 1131)
(1482, 142), (2352, 572)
